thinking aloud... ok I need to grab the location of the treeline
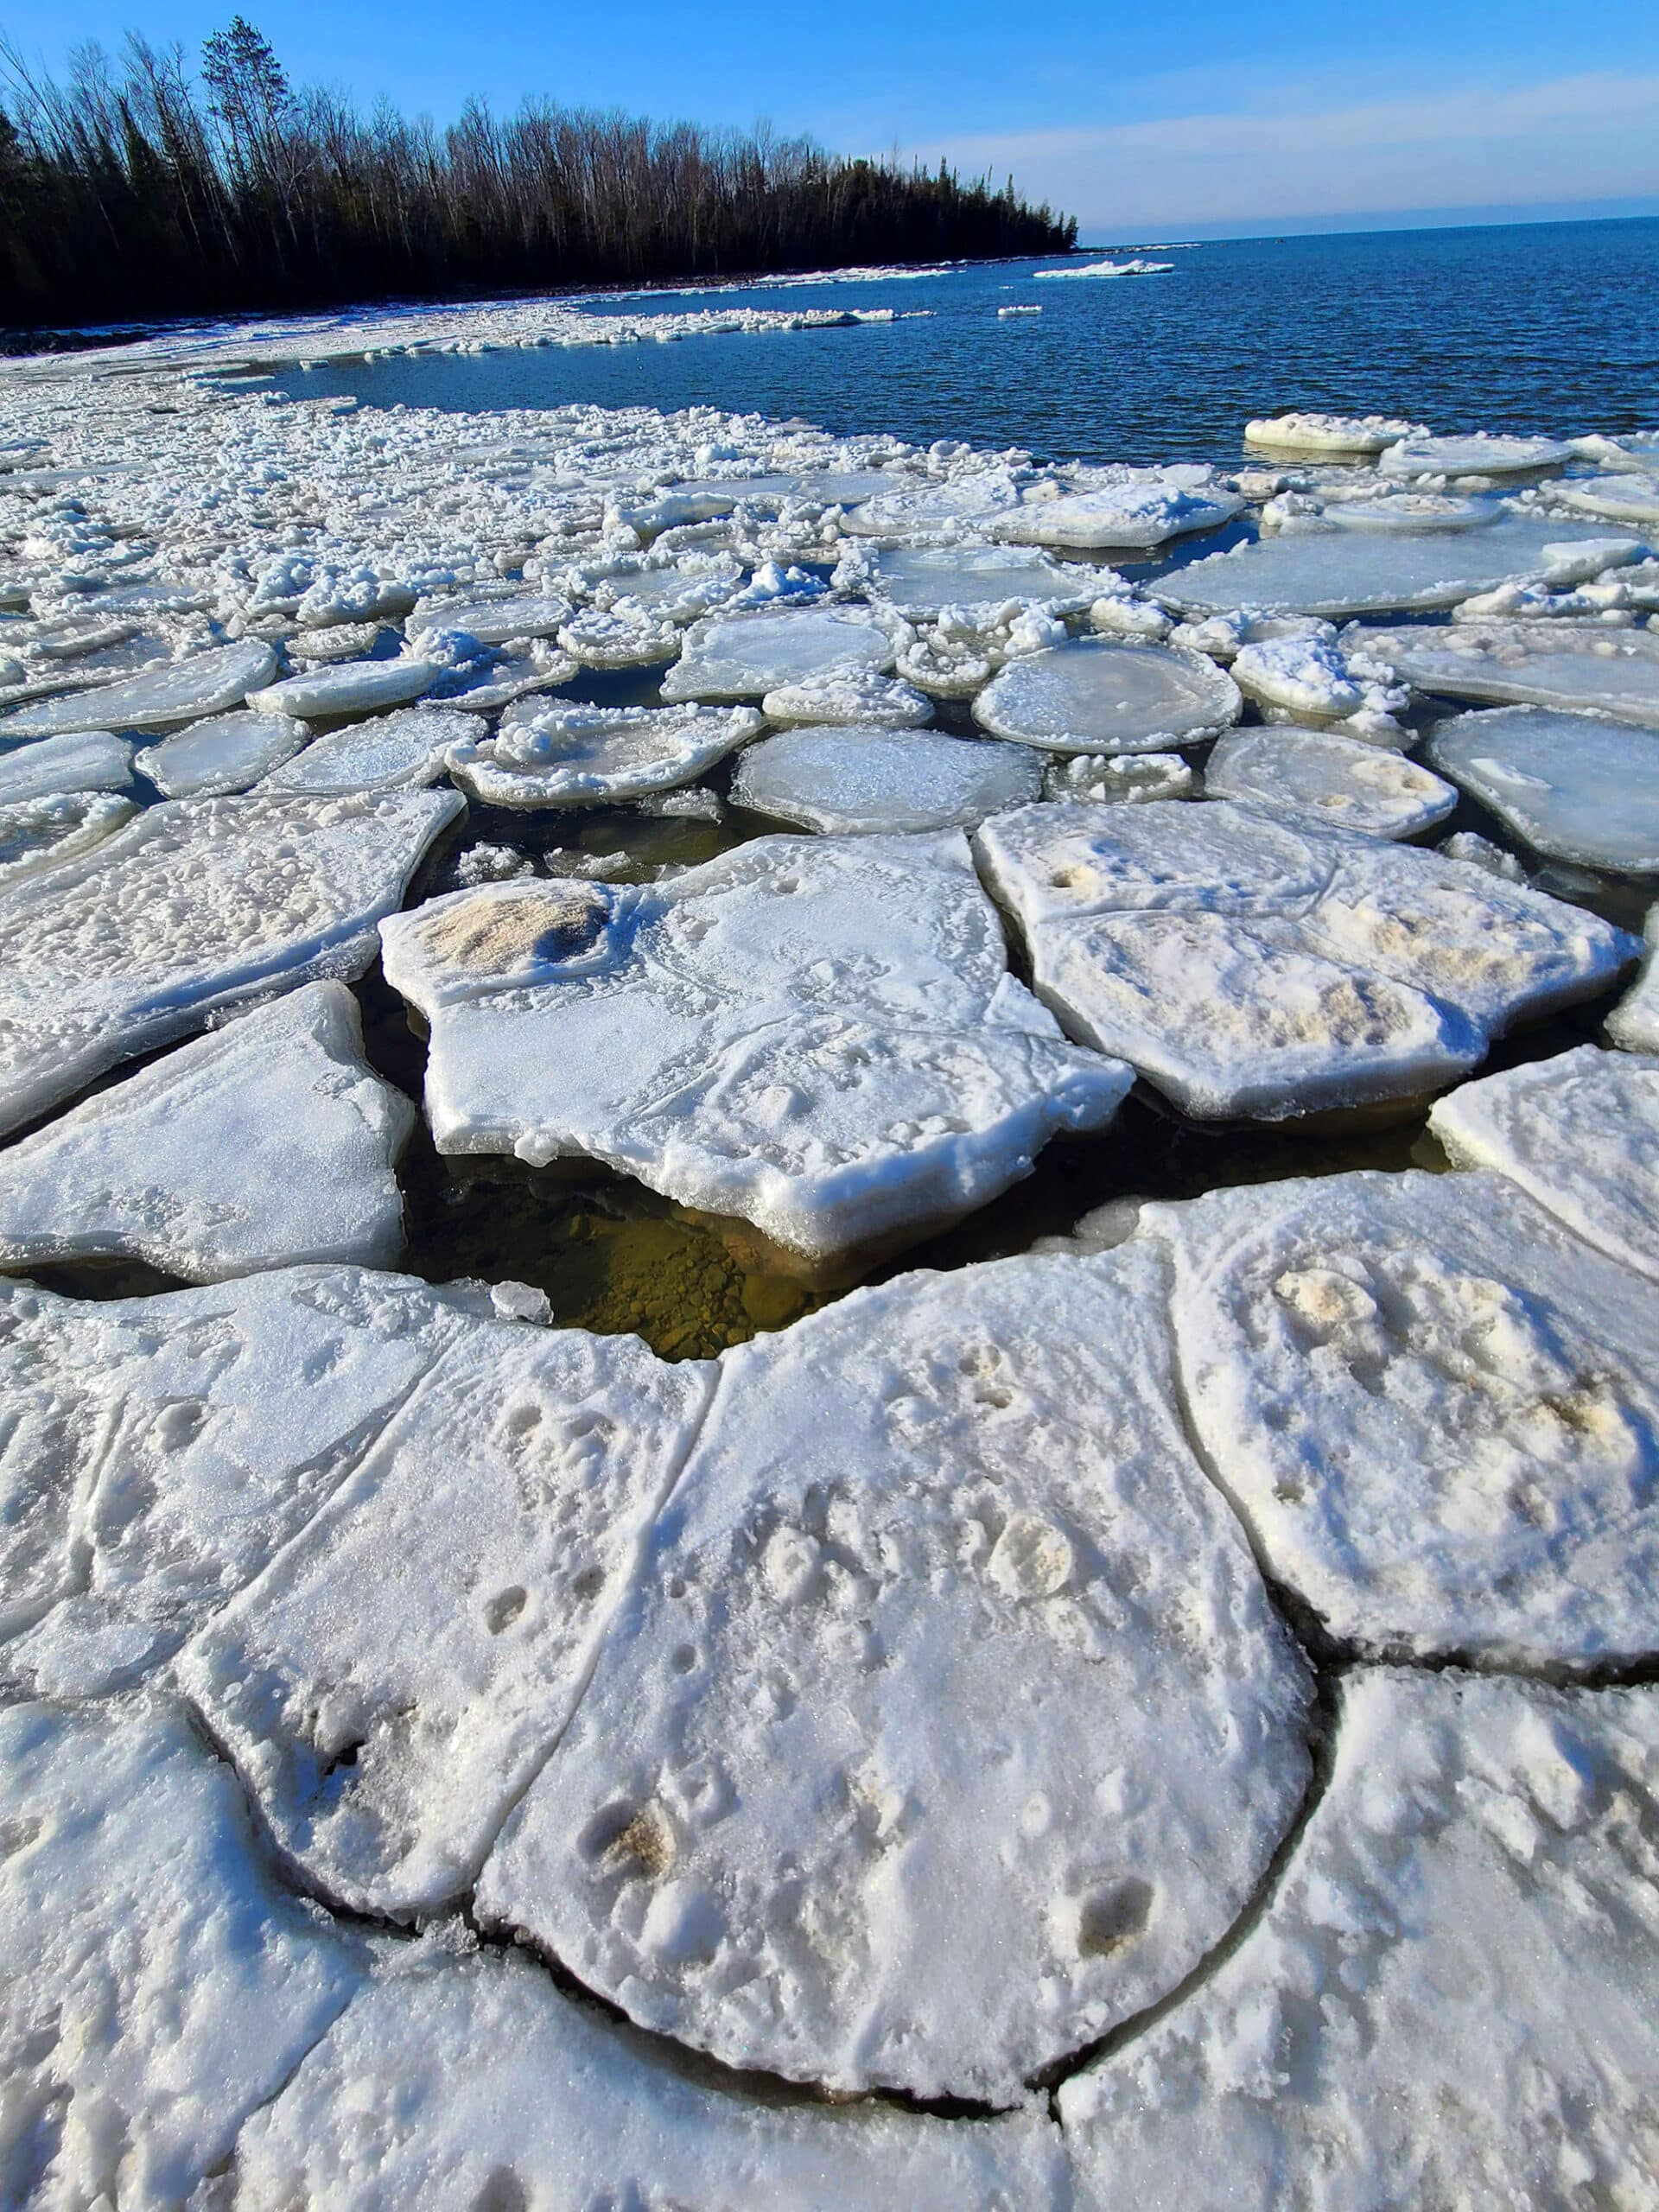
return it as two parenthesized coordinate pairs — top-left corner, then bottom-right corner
(0, 19), (1077, 331)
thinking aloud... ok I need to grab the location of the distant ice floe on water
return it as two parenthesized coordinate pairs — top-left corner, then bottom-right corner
(1035, 257), (1175, 280)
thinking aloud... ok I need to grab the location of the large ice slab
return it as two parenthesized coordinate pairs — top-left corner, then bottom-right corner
(226, 1950), (1070, 2210)
(0, 1698), (366, 2210)
(973, 801), (1631, 1119)
(177, 1321), (711, 1915)
(1426, 703), (1659, 871)
(0, 785), (462, 1137)
(1357, 620), (1659, 726)
(1162, 521), (1630, 620)
(378, 835), (1133, 1260)
(0, 728), (131, 802)
(406, 590), (573, 645)
(263, 706), (485, 793)
(732, 723), (1043, 832)
(478, 1245), (1313, 2103)
(1429, 1044), (1659, 1285)
(662, 607), (895, 701)
(1205, 727), (1457, 840)
(135, 709), (306, 797)
(0, 982), (412, 1283)
(972, 639), (1241, 754)
(0, 639), (277, 737)
(1060, 1669), (1659, 2210)
(445, 700), (761, 807)
(1145, 1166), (1659, 1664)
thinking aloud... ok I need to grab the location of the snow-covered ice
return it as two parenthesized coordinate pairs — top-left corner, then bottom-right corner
(263, 706), (485, 793)
(1555, 473), (1659, 525)
(1356, 620), (1659, 726)
(1043, 751), (1194, 804)
(1426, 704), (1659, 871)
(445, 700), (761, 807)
(0, 639), (277, 736)
(661, 606), (896, 700)
(1204, 727), (1458, 839)
(0, 727), (131, 801)
(1379, 431), (1576, 478)
(731, 723), (1043, 832)
(995, 481), (1243, 551)
(135, 708), (306, 797)
(760, 664), (933, 726)
(1144, 1166), (1659, 1664)
(1243, 411), (1423, 455)
(478, 1244), (1313, 2102)
(0, 982), (413, 1282)
(248, 655), (440, 719)
(378, 835), (1133, 1258)
(972, 638), (1242, 754)
(863, 543), (1097, 619)
(1060, 1669), (1659, 2209)
(0, 789), (133, 888)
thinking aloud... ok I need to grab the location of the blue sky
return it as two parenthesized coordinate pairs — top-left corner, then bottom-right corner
(5, 0), (1659, 235)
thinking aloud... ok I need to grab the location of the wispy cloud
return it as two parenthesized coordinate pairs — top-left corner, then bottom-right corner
(899, 72), (1659, 228)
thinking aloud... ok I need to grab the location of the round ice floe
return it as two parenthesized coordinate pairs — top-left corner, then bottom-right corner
(1205, 728), (1457, 840)
(838, 474), (1021, 540)
(1354, 620), (1659, 726)
(865, 544), (1096, 619)
(136, 709), (306, 798)
(264, 708), (486, 794)
(973, 638), (1241, 754)
(1243, 412), (1423, 455)
(1044, 753), (1195, 804)
(446, 702), (762, 807)
(406, 592), (573, 646)
(1379, 432), (1575, 479)
(1060, 1669), (1659, 2209)
(0, 728), (132, 803)
(760, 666), (932, 727)
(556, 607), (681, 667)
(1319, 493), (1494, 533)
(248, 656), (439, 720)
(995, 482), (1243, 551)
(662, 607), (896, 701)
(0, 790), (134, 890)
(731, 725), (1043, 833)
(1144, 1166), (1659, 1663)
(477, 1244), (1313, 2104)
(1555, 474), (1659, 526)
(1427, 704), (1659, 872)
(0, 639), (277, 737)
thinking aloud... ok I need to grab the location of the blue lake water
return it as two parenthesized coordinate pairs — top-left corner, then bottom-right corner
(275, 218), (1659, 464)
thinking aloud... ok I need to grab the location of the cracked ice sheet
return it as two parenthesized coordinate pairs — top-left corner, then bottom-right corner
(0, 1264), (476, 1695)
(176, 1319), (711, 1916)
(444, 700), (762, 808)
(477, 1243), (1313, 2106)
(0, 1697), (367, 2212)
(224, 1950), (1070, 2212)
(1429, 1044), (1659, 1286)
(973, 800), (1633, 1120)
(378, 834), (1134, 1261)
(135, 709), (307, 797)
(0, 785), (462, 1138)
(1142, 1166), (1659, 1666)
(1426, 704), (1659, 873)
(1345, 619), (1659, 726)
(1059, 1668), (1659, 2212)
(0, 981), (413, 1283)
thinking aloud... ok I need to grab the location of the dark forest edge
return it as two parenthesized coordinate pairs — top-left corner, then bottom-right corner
(0, 16), (1077, 334)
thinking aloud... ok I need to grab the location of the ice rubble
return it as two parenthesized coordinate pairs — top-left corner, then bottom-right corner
(1044, 751), (1194, 804)
(248, 654), (440, 719)
(1143, 1167), (1659, 1664)
(263, 705), (485, 793)
(1229, 634), (1408, 737)
(1060, 1669), (1659, 2209)
(135, 708), (306, 796)
(1429, 1044), (1659, 1285)
(972, 638), (1242, 754)
(0, 982), (413, 1282)
(0, 1698), (367, 2210)
(1354, 620), (1659, 725)
(0, 727), (131, 801)
(227, 1951), (1068, 2211)
(406, 590), (573, 645)
(731, 723), (1043, 833)
(1610, 906), (1659, 1052)
(1243, 411), (1423, 455)
(446, 700), (761, 807)
(1203, 727), (1458, 840)
(1033, 256), (1173, 277)
(0, 789), (133, 888)
(661, 606), (896, 700)
(0, 638), (277, 736)
(378, 836), (1133, 1259)
(1425, 704), (1659, 871)
(972, 800), (1631, 1119)
(177, 1317), (710, 1916)
(0, 785), (461, 1136)
(478, 1245), (1313, 2103)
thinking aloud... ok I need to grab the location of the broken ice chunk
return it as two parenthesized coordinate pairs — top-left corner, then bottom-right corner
(995, 481), (1243, 550)
(264, 706), (485, 793)
(1379, 431), (1575, 478)
(0, 789), (134, 889)
(248, 655), (440, 719)
(1609, 905), (1659, 1052)
(864, 543), (1097, 619)
(1358, 620), (1659, 727)
(1243, 411), (1423, 455)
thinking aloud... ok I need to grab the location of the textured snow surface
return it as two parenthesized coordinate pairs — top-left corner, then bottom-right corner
(974, 800), (1630, 1118)
(447, 699), (761, 806)
(228, 1950), (1070, 2210)
(1430, 1044), (1659, 1284)
(380, 834), (1133, 1258)
(1145, 1167), (1659, 1663)
(178, 1319), (710, 1915)
(0, 639), (277, 736)
(973, 638), (1242, 754)
(0, 728), (131, 801)
(662, 607), (895, 700)
(479, 1244), (1313, 2102)
(732, 723), (1043, 832)
(0, 1698), (366, 2211)
(1353, 619), (1659, 724)
(1426, 704), (1659, 871)
(0, 982), (413, 1282)
(262, 706), (484, 793)
(0, 785), (462, 1137)
(1061, 1669), (1659, 2211)
(1205, 727), (1457, 840)
(135, 709), (306, 797)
